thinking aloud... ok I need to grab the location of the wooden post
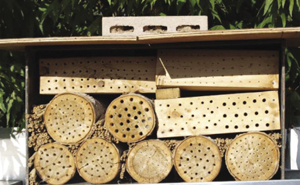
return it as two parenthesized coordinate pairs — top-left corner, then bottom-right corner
(173, 136), (222, 182)
(105, 94), (156, 143)
(44, 92), (105, 145)
(76, 138), (120, 184)
(34, 143), (76, 185)
(126, 140), (173, 183)
(225, 132), (279, 181)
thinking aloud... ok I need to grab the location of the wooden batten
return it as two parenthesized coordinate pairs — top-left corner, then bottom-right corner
(75, 138), (120, 184)
(173, 136), (222, 182)
(155, 91), (280, 138)
(44, 93), (104, 145)
(225, 132), (279, 181)
(156, 49), (279, 91)
(126, 140), (173, 183)
(39, 57), (156, 94)
(105, 94), (156, 143)
(34, 143), (76, 185)
(156, 88), (181, 99)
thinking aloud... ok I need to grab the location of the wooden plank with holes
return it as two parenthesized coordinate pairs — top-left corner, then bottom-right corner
(39, 57), (156, 94)
(156, 50), (279, 91)
(155, 91), (280, 138)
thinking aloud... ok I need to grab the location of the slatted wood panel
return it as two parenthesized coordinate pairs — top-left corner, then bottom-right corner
(225, 132), (279, 181)
(156, 50), (279, 91)
(39, 57), (156, 94)
(155, 91), (280, 138)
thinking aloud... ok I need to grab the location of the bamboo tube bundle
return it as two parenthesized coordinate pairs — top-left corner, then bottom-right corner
(76, 138), (120, 184)
(126, 140), (173, 183)
(173, 136), (222, 182)
(44, 92), (105, 145)
(34, 143), (76, 185)
(105, 93), (155, 143)
(225, 132), (279, 181)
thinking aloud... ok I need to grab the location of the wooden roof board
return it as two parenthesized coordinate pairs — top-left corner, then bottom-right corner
(0, 27), (299, 51)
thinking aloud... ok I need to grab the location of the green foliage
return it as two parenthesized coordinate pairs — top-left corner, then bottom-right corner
(0, 0), (300, 129)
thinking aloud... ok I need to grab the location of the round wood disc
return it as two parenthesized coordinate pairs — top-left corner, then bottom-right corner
(105, 94), (155, 143)
(34, 143), (76, 185)
(225, 132), (279, 181)
(44, 93), (98, 144)
(173, 136), (222, 182)
(126, 140), (173, 183)
(76, 138), (120, 184)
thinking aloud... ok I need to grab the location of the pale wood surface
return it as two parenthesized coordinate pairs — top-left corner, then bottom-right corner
(44, 93), (103, 144)
(225, 132), (279, 181)
(76, 138), (120, 184)
(155, 91), (280, 138)
(126, 140), (173, 183)
(105, 94), (155, 143)
(156, 50), (279, 91)
(156, 88), (181, 99)
(0, 27), (299, 51)
(34, 143), (76, 185)
(173, 136), (222, 182)
(39, 57), (156, 94)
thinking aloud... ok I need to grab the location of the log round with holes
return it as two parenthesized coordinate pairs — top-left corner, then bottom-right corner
(76, 138), (120, 184)
(225, 132), (279, 181)
(105, 93), (155, 143)
(173, 136), (222, 182)
(44, 92), (104, 144)
(126, 140), (173, 183)
(34, 143), (76, 185)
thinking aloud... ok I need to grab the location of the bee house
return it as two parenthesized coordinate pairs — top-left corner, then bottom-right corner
(1, 27), (300, 185)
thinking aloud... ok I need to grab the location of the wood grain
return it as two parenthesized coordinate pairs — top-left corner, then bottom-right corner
(173, 136), (222, 182)
(155, 91), (280, 138)
(156, 49), (279, 91)
(225, 132), (279, 181)
(156, 88), (181, 99)
(126, 140), (173, 183)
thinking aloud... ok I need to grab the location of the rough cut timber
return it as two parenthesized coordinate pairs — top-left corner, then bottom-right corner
(155, 91), (280, 138)
(225, 132), (279, 181)
(105, 94), (155, 143)
(44, 93), (104, 144)
(102, 16), (208, 36)
(173, 136), (222, 182)
(39, 57), (156, 94)
(156, 50), (279, 91)
(34, 143), (76, 185)
(156, 88), (181, 99)
(76, 138), (120, 184)
(126, 140), (173, 183)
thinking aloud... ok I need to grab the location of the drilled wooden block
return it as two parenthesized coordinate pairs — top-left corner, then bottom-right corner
(44, 93), (104, 144)
(126, 140), (173, 183)
(34, 143), (76, 185)
(102, 16), (208, 36)
(76, 138), (120, 184)
(156, 50), (279, 91)
(39, 57), (156, 94)
(173, 136), (222, 182)
(225, 132), (279, 181)
(105, 94), (155, 143)
(155, 91), (280, 138)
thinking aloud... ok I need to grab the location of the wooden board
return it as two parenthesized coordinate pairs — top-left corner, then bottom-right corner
(39, 57), (156, 94)
(76, 138), (120, 184)
(34, 143), (76, 185)
(156, 50), (279, 91)
(155, 91), (280, 138)
(44, 93), (103, 144)
(126, 140), (173, 183)
(173, 136), (222, 182)
(225, 132), (279, 181)
(156, 88), (181, 99)
(105, 94), (155, 143)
